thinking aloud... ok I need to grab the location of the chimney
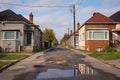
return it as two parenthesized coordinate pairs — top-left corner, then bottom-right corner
(77, 22), (80, 30)
(93, 12), (97, 16)
(29, 12), (33, 23)
(70, 30), (72, 35)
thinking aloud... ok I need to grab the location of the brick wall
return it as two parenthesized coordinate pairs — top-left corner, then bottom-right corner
(85, 24), (116, 51)
(86, 40), (109, 51)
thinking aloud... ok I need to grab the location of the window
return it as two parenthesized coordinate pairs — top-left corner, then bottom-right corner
(93, 32), (104, 39)
(87, 29), (109, 40)
(4, 32), (14, 39)
(2, 31), (19, 40)
(88, 32), (92, 39)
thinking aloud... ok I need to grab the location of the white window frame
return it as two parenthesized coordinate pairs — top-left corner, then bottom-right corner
(2, 31), (19, 40)
(87, 29), (109, 40)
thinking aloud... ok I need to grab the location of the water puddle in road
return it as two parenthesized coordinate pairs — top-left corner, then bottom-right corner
(35, 64), (97, 80)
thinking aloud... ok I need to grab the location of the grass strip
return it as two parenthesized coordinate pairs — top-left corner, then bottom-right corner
(0, 55), (28, 60)
(89, 52), (120, 60)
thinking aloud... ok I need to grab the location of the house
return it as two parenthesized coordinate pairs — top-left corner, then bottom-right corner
(67, 30), (74, 48)
(110, 11), (120, 49)
(78, 12), (116, 51)
(61, 33), (69, 46)
(0, 9), (44, 52)
(67, 22), (80, 49)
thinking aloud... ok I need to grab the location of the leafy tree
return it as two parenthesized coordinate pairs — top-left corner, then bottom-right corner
(44, 28), (57, 46)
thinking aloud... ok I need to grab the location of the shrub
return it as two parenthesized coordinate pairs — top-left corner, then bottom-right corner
(33, 48), (42, 53)
(105, 45), (116, 52)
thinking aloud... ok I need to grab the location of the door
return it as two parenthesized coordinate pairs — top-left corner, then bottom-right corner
(26, 32), (32, 45)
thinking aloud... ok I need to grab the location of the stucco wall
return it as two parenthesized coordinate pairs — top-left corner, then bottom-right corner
(33, 27), (41, 48)
(78, 25), (85, 50)
(68, 35), (74, 47)
(116, 24), (120, 29)
(0, 22), (25, 52)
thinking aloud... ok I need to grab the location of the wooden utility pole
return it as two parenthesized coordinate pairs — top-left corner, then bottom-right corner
(68, 27), (69, 36)
(73, 5), (76, 49)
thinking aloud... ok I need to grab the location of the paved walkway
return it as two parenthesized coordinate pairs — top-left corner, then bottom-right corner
(104, 59), (120, 69)
(0, 52), (45, 80)
(71, 49), (120, 78)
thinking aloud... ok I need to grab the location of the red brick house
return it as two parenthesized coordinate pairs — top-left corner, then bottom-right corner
(61, 33), (69, 46)
(78, 12), (116, 51)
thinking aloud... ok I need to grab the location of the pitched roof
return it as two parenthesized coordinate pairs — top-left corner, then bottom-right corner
(0, 9), (32, 24)
(110, 11), (120, 22)
(17, 14), (32, 24)
(86, 12), (115, 23)
(0, 9), (22, 21)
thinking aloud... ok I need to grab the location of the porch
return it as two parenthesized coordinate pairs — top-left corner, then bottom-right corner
(112, 29), (120, 52)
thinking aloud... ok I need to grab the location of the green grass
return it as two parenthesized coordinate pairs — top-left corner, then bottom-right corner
(6, 52), (33, 55)
(0, 55), (28, 60)
(0, 62), (11, 67)
(89, 52), (120, 60)
(0, 53), (30, 68)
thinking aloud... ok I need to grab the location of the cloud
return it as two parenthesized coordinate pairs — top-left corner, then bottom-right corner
(0, 0), (120, 41)
(76, 0), (120, 24)
(32, 10), (73, 40)
(99, 0), (120, 8)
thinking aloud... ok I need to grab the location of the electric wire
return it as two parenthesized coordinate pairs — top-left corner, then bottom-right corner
(0, 2), (70, 8)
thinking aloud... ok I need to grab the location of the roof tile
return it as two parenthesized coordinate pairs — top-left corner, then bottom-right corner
(86, 12), (115, 23)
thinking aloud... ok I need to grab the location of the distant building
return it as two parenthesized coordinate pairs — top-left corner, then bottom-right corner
(61, 33), (69, 46)
(67, 22), (80, 49)
(0, 9), (44, 52)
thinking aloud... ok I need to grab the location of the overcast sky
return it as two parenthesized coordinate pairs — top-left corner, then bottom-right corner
(0, 0), (120, 41)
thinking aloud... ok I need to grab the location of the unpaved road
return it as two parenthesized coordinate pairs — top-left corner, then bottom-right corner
(0, 45), (120, 80)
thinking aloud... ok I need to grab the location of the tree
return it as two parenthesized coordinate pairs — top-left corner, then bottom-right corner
(44, 28), (57, 47)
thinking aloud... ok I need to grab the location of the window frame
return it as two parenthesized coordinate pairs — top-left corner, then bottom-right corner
(1, 31), (20, 40)
(87, 29), (109, 40)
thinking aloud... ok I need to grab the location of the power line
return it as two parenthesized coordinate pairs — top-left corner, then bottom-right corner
(75, 0), (83, 11)
(75, 0), (81, 5)
(0, 2), (70, 8)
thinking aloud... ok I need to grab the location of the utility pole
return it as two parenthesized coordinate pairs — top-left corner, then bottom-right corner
(73, 4), (76, 49)
(68, 27), (69, 36)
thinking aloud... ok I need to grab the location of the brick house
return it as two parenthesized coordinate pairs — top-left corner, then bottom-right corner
(78, 12), (116, 51)
(0, 9), (44, 52)
(61, 33), (69, 46)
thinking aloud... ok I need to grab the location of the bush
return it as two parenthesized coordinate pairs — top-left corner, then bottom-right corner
(105, 45), (116, 52)
(33, 48), (42, 53)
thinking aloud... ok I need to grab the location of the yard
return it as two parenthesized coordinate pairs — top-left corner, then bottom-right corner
(0, 53), (31, 68)
(89, 52), (120, 60)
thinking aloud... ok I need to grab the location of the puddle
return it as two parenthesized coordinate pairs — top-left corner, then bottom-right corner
(35, 64), (96, 80)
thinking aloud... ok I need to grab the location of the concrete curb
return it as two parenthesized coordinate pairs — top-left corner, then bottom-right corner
(0, 55), (29, 72)
(0, 47), (51, 72)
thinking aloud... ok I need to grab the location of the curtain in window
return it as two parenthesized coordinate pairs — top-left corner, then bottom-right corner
(93, 32), (104, 39)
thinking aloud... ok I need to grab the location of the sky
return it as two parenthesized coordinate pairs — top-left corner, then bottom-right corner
(0, 0), (120, 41)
